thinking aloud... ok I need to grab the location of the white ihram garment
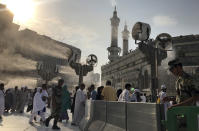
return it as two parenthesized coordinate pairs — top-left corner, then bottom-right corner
(29, 88), (45, 122)
(140, 96), (146, 102)
(72, 89), (86, 125)
(118, 89), (130, 102)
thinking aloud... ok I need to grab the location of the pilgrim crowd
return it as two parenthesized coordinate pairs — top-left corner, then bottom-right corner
(0, 59), (199, 130)
(0, 79), (149, 130)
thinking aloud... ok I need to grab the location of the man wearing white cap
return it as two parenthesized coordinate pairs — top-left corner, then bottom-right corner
(159, 84), (170, 120)
(159, 85), (167, 104)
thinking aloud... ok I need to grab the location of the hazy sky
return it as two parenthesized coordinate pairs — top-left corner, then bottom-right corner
(9, 0), (199, 73)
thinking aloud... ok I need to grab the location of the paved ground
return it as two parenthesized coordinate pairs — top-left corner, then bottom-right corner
(0, 109), (80, 131)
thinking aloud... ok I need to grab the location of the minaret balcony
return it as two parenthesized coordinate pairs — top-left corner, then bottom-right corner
(107, 46), (121, 54)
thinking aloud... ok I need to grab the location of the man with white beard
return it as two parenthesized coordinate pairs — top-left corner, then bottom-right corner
(71, 83), (86, 126)
(0, 83), (5, 120)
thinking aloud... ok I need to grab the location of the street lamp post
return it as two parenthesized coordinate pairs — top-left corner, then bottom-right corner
(153, 41), (159, 102)
(152, 33), (172, 101)
(132, 22), (172, 102)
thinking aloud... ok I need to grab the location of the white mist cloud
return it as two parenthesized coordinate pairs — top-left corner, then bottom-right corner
(27, 17), (98, 45)
(152, 15), (178, 27)
(110, 0), (117, 7)
(34, 0), (61, 5)
(24, 16), (99, 62)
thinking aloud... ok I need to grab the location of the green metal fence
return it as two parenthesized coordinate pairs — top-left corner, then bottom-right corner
(162, 106), (199, 131)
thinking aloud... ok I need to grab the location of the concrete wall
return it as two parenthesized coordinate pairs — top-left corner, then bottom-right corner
(126, 103), (162, 131)
(85, 101), (164, 131)
(104, 102), (126, 131)
(88, 101), (106, 131)
(79, 100), (94, 131)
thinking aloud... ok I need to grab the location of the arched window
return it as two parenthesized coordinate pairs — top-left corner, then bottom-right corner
(138, 72), (144, 89)
(144, 70), (149, 89)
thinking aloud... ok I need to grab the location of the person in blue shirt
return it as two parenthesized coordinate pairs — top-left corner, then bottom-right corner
(90, 84), (97, 100)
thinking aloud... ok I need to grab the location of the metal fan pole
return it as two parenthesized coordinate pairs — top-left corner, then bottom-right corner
(70, 54), (98, 86)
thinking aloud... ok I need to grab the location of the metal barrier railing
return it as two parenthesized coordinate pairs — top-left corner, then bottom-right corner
(162, 106), (199, 131)
(85, 101), (163, 131)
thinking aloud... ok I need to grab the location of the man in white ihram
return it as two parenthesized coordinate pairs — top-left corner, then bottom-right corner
(71, 83), (86, 126)
(29, 87), (46, 124)
(118, 83), (131, 102)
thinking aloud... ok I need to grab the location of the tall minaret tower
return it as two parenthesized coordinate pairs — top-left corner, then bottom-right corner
(122, 23), (130, 56)
(107, 7), (121, 62)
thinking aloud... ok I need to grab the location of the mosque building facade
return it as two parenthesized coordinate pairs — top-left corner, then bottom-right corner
(101, 8), (199, 96)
